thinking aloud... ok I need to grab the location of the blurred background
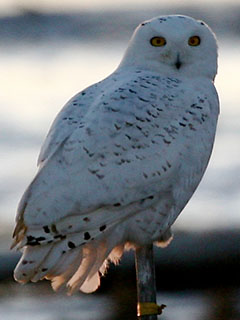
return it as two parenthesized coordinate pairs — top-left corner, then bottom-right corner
(0, 0), (240, 319)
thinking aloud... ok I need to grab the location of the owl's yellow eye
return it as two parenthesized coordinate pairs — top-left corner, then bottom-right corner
(150, 37), (167, 47)
(188, 36), (201, 46)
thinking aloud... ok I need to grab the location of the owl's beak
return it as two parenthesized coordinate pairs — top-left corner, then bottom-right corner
(175, 53), (182, 70)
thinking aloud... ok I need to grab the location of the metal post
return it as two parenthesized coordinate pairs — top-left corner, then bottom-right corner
(135, 244), (166, 319)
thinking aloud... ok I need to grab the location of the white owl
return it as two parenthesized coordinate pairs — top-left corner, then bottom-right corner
(12, 15), (219, 294)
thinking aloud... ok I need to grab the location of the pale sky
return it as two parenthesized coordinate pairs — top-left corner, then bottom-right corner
(0, 0), (237, 15)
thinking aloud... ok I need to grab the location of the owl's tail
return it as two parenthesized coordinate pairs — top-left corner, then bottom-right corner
(14, 230), (124, 294)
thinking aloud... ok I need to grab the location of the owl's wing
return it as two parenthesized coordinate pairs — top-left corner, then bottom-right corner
(13, 71), (219, 248)
(38, 83), (99, 165)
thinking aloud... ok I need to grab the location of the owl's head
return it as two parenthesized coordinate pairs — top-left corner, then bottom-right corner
(119, 15), (218, 80)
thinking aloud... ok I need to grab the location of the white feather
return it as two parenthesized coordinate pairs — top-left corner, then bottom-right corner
(14, 244), (53, 283)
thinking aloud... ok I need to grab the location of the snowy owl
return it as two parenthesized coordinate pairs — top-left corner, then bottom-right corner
(12, 15), (219, 294)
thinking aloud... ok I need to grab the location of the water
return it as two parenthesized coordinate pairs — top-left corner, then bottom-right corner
(1, 280), (240, 319)
(0, 281), (115, 320)
(1, 8), (240, 318)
